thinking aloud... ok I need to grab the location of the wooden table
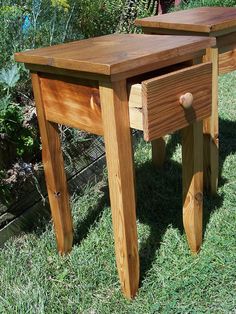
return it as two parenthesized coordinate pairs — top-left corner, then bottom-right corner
(136, 7), (236, 194)
(15, 34), (215, 298)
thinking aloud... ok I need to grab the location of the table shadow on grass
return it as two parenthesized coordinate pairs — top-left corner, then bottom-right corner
(164, 117), (236, 189)
(73, 185), (109, 245)
(136, 116), (236, 282)
(70, 135), (225, 286)
(135, 157), (223, 284)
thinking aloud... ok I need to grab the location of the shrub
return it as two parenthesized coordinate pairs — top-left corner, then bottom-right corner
(179, 0), (236, 9)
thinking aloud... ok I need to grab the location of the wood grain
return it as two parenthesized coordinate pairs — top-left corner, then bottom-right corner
(99, 80), (139, 299)
(135, 7), (236, 35)
(141, 27), (208, 37)
(39, 73), (143, 132)
(203, 48), (219, 194)
(142, 62), (212, 141)
(40, 74), (103, 135)
(219, 49), (236, 75)
(14, 34), (215, 79)
(149, 59), (197, 169)
(182, 121), (203, 253)
(128, 84), (143, 130)
(31, 72), (73, 254)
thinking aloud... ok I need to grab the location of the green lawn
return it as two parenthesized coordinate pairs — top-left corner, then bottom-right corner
(0, 72), (235, 313)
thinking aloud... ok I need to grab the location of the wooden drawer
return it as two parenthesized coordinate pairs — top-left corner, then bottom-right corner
(141, 62), (212, 141)
(39, 62), (212, 141)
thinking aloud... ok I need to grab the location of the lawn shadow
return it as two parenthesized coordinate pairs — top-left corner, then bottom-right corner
(73, 184), (109, 245)
(136, 116), (236, 283)
(135, 157), (223, 283)
(165, 118), (236, 188)
(218, 118), (236, 185)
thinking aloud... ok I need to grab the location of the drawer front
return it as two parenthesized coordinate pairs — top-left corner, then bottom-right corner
(142, 62), (212, 141)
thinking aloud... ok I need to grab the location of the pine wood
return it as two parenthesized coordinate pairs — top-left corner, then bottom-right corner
(38, 72), (143, 133)
(135, 7), (236, 35)
(142, 62), (212, 141)
(31, 72), (73, 254)
(151, 138), (166, 168)
(219, 49), (236, 74)
(149, 59), (197, 169)
(217, 31), (236, 53)
(128, 84), (143, 130)
(40, 73), (103, 135)
(203, 48), (219, 194)
(15, 34), (215, 80)
(182, 121), (203, 253)
(99, 80), (139, 299)
(141, 27), (207, 37)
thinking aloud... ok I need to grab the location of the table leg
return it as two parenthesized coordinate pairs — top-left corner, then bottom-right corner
(99, 80), (139, 299)
(181, 121), (203, 253)
(204, 48), (219, 194)
(151, 138), (166, 168)
(31, 73), (73, 254)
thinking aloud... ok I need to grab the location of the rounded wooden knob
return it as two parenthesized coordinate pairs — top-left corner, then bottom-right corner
(179, 92), (193, 109)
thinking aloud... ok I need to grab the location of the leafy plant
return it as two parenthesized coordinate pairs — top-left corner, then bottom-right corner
(0, 64), (20, 96)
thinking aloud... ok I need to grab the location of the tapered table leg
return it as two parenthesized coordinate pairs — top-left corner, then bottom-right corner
(31, 72), (73, 254)
(99, 80), (139, 299)
(204, 47), (219, 194)
(151, 138), (166, 168)
(182, 121), (203, 253)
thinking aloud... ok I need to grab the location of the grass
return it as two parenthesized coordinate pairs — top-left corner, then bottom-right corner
(0, 72), (236, 313)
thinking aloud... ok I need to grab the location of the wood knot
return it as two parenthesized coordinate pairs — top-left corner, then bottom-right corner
(54, 191), (61, 198)
(195, 192), (203, 203)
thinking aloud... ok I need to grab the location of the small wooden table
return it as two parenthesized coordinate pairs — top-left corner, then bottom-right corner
(136, 7), (236, 194)
(15, 34), (214, 298)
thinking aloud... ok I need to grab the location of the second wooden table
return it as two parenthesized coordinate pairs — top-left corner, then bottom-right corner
(136, 7), (236, 194)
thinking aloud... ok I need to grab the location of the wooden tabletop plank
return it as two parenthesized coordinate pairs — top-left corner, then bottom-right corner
(135, 7), (236, 35)
(15, 34), (215, 76)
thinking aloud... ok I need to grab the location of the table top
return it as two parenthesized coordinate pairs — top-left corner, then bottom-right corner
(135, 7), (236, 35)
(15, 34), (215, 77)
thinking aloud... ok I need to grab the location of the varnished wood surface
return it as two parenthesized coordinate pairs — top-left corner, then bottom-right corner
(142, 62), (212, 141)
(31, 73), (73, 254)
(219, 48), (236, 74)
(135, 7), (236, 35)
(15, 34), (215, 78)
(40, 74), (103, 135)
(99, 80), (139, 299)
(182, 121), (203, 253)
(203, 48), (219, 194)
(37, 72), (143, 133)
(151, 138), (166, 167)
(217, 31), (236, 52)
(36, 62), (214, 139)
(24, 52), (207, 82)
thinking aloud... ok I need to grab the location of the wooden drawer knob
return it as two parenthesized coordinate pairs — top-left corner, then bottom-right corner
(179, 92), (193, 109)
